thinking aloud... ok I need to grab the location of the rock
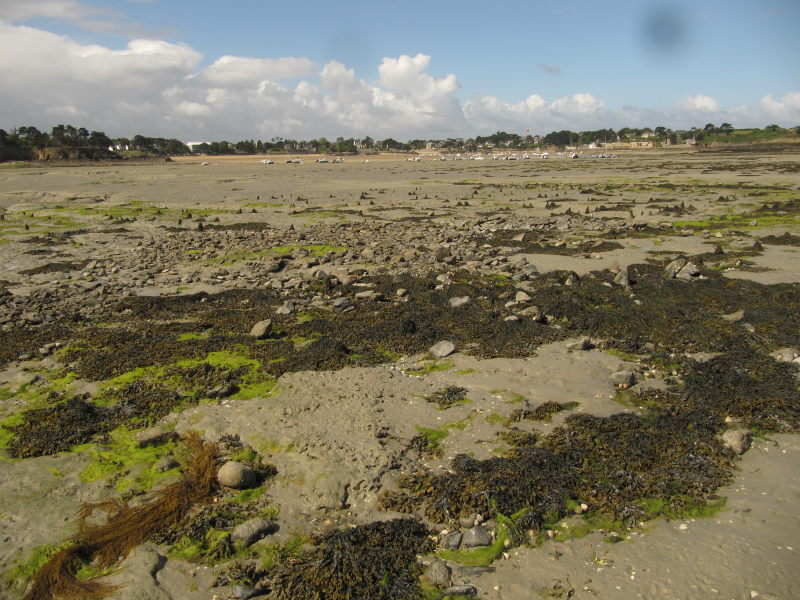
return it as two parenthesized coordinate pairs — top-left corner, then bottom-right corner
(722, 428), (751, 455)
(514, 290), (532, 302)
(611, 370), (637, 388)
(331, 296), (354, 313)
(614, 266), (630, 286)
(134, 428), (179, 448)
(429, 340), (456, 358)
(205, 383), (238, 399)
(231, 518), (277, 547)
(276, 301), (295, 315)
(455, 566), (494, 579)
(396, 288), (408, 297)
(462, 526), (492, 547)
(665, 257), (687, 278)
(217, 461), (256, 489)
(459, 514), (477, 529)
(449, 296), (471, 308)
(249, 319), (272, 339)
(722, 309), (746, 322)
(676, 261), (700, 280)
(442, 530), (463, 550)
(423, 558), (451, 587)
(769, 348), (799, 363)
(228, 585), (257, 599)
(566, 337), (593, 351)
(442, 585), (477, 596)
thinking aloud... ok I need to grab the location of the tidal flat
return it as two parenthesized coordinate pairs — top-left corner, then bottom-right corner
(0, 149), (798, 600)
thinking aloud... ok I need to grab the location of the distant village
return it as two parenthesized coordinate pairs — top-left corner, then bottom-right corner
(1, 123), (798, 162)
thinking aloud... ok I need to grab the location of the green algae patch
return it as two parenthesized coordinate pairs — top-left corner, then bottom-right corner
(2, 542), (72, 594)
(177, 331), (208, 341)
(77, 427), (180, 494)
(438, 511), (525, 567)
(405, 360), (454, 376)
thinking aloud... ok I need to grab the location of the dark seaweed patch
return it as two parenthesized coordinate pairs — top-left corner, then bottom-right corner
(268, 518), (433, 600)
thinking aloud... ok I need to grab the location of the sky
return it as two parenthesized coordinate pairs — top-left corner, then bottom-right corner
(0, 0), (798, 141)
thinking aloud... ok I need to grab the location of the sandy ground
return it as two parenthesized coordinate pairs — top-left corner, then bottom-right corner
(0, 149), (798, 600)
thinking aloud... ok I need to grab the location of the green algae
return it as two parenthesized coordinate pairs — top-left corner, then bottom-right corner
(77, 427), (180, 494)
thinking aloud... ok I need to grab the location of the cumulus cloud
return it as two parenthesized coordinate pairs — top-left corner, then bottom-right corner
(0, 21), (797, 140)
(537, 64), (561, 76)
(0, 0), (162, 37)
(464, 93), (608, 133)
(674, 94), (719, 112)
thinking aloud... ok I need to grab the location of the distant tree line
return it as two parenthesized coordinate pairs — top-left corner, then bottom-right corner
(2, 122), (799, 163)
(0, 124), (189, 161)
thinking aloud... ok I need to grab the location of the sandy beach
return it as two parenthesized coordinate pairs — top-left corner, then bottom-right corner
(0, 148), (798, 600)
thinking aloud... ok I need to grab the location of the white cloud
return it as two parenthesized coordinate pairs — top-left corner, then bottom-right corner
(0, 21), (797, 141)
(198, 56), (315, 87)
(759, 92), (800, 124)
(674, 94), (719, 112)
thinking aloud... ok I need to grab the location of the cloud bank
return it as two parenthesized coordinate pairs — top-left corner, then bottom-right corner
(1, 21), (798, 140)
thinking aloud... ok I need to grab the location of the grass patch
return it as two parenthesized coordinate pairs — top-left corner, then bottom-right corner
(605, 349), (641, 362)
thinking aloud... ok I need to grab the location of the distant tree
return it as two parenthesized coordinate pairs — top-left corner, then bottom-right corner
(765, 124), (780, 131)
(88, 130), (112, 149)
(703, 123), (717, 132)
(361, 136), (374, 149)
(718, 123), (733, 134)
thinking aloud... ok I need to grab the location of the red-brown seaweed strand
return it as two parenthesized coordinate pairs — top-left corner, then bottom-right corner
(23, 432), (218, 600)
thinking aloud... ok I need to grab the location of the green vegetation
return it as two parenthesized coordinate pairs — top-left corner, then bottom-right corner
(102, 349), (277, 403)
(76, 427), (180, 494)
(405, 360), (454, 376)
(605, 349), (641, 362)
(2, 542), (71, 594)
(438, 510), (527, 567)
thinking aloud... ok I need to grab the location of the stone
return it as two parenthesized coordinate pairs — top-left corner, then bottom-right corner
(249, 319), (272, 339)
(455, 566), (494, 579)
(217, 461), (256, 489)
(614, 266), (630, 286)
(442, 530), (463, 550)
(722, 309), (746, 322)
(134, 428), (179, 448)
(515, 290), (532, 302)
(331, 296), (354, 313)
(611, 370), (637, 387)
(430, 340), (456, 358)
(442, 585), (477, 596)
(449, 296), (471, 308)
(665, 257), (687, 278)
(462, 526), (492, 547)
(769, 348), (799, 363)
(566, 337), (593, 351)
(722, 428), (751, 455)
(276, 301), (295, 315)
(423, 558), (451, 587)
(676, 261), (700, 280)
(231, 518), (277, 547)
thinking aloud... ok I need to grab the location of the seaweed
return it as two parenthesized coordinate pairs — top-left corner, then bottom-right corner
(21, 433), (217, 600)
(268, 518), (433, 600)
(425, 386), (468, 408)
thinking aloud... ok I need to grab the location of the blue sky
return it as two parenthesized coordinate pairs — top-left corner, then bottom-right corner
(1, 0), (798, 140)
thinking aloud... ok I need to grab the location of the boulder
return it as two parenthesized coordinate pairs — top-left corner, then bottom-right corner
(217, 461), (256, 489)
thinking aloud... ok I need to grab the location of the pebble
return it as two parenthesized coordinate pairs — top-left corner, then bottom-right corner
(231, 518), (277, 547)
(442, 530), (463, 550)
(216, 461), (256, 489)
(462, 526), (493, 547)
(430, 340), (456, 358)
(248, 319), (272, 339)
(442, 585), (477, 596)
(449, 296), (471, 308)
(423, 558), (451, 587)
